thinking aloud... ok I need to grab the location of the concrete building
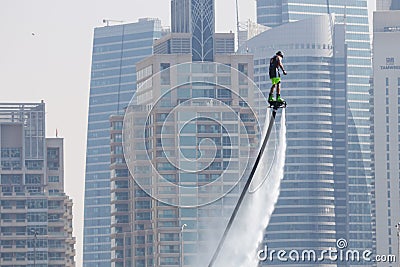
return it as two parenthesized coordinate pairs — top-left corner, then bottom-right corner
(109, 42), (261, 267)
(372, 10), (400, 266)
(121, 53), (261, 267)
(109, 114), (134, 267)
(0, 102), (75, 266)
(108, 1), (271, 266)
(83, 18), (163, 267)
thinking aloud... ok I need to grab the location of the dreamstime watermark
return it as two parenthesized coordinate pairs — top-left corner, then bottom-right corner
(257, 238), (396, 263)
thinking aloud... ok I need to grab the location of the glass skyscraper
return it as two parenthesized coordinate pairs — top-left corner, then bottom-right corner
(391, 0), (400, 9)
(171, 0), (190, 33)
(83, 19), (162, 267)
(190, 0), (215, 61)
(377, 0), (400, 10)
(246, 15), (348, 265)
(254, 0), (374, 263)
(171, 0), (215, 61)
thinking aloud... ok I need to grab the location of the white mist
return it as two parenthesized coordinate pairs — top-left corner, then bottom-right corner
(212, 109), (287, 266)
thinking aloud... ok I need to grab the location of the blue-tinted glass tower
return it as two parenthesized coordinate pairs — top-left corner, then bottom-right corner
(392, 0), (400, 9)
(171, 0), (215, 61)
(246, 15), (347, 265)
(377, 0), (400, 10)
(256, 0), (373, 259)
(171, 0), (190, 33)
(191, 0), (215, 61)
(83, 19), (162, 267)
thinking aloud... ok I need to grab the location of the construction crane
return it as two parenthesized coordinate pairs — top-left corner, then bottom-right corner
(235, 0), (249, 51)
(102, 19), (124, 26)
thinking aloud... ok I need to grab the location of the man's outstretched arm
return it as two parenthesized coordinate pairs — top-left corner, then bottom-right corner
(278, 58), (287, 75)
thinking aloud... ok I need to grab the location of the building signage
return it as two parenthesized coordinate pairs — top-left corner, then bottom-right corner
(380, 57), (400, 70)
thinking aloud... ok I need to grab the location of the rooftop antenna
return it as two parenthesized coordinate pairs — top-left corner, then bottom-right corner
(235, 0), (240, 50)
(102, 19), (125, 26)
(326, 0), (330, 14)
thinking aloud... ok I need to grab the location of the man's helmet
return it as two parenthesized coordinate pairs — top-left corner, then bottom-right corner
(276, 51), (284, 58)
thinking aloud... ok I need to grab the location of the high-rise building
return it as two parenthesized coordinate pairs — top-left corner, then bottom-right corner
(255, 0), (374, 257)
(371, 10), (400, 266)
(392, 0), (400, 9)
(108, 1), (270, 265)
(109, 114), (134, 267)
(245, 15), (354, 265)
(171, 0), (190, 33)
(170, 0), (215, 61)
(377, 0), (400, 10)
(83, 18), (162, 267)
(0, 102), (75, 266)
(190, 0), (215, 61)
(121, 54), (258, 266)
(153, 32), (234, 56)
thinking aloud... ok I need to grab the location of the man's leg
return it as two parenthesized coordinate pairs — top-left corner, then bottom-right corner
(269, 83), (275, 102)
(269, 83), (276, 94)
(276, 82), (284, 102)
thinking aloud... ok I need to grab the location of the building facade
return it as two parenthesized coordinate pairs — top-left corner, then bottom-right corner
(377, 0), (400, 10)
(255, 0), (374, 259)
(171, 0), (190, 33)
(121, 53), (263, 266)
(170, 0), (215, 61)
(108, 1), (272, 265)
(190, 0), (215, 61)
(372, 10), (400, 266)
(0, 102), (75, 266)
(153, 32), (234, 56)
(245, 15), (355, 266)
(109, 114), (134, 267)
(83, 18), (162, 267)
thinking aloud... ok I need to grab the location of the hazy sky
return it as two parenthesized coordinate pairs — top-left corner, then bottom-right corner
(0, 0), (255, 265)
(0, 0), (375, 266)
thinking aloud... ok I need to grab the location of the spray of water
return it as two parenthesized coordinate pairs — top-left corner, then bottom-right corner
(212, 109), (287, 266)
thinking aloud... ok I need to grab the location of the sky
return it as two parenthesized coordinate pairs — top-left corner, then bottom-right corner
(0, 0), (256, 265)
(0, 0), (375, 266)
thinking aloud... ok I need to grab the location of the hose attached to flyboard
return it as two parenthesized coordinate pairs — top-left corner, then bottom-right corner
(208, 109), (277, 267)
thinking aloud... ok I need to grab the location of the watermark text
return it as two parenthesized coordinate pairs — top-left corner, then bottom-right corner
(257, 239), (396, 263)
